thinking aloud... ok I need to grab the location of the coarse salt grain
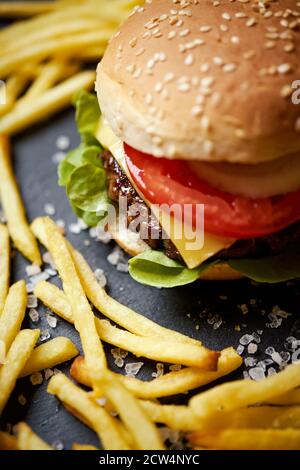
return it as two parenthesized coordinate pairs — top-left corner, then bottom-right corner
(27, 294), (38, 309)
(52, 152), (65, 164)
(94, 268), (107, 288)
(46, 313), (57, 329)
(29, 308), (39, 322)
(248, 343), (258, 354)
(56, 135), (70, 151)
(40, 329), (51, 342)
(125, 362), (144, 377)
(239, 334), (253, 346)
(44, 203), (56, 216)
(30, 372), (43, 385)
(152, 363), (164, 378)
(248, 366), (265, 381)
(26, 264), (41, 277)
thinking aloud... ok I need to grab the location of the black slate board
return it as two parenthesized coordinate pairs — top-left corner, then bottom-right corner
(1, 15), (300, 451)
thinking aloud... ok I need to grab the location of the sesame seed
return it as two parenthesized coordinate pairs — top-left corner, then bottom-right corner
(243, 50), (255, 60)
(222, 12), (231, 21)
(220, 24), (229, 32)
(129, 37), (137, 47)
(135, 47), (145, 56)
(265, 41), (276, 49)
(145, 93), (153, 105)
(280, 85), (293, 98)
(200, 25), (212, 33)
(235, 12), (247, 18)
(213, 56), (223, 66)
(180, 28), (190, 37)
(246, 17), (256, 27)
(277, 63), (292, 74)
(184, 53), (194, 66)
(223, 63), (236, 73)
(167, 30), (177, 39)
(284, 43), (295, 53)
(191, 105), (203, 116)
(164, 72), (175, 82)
(201, 76), (215, 88)
(200, 63), (210, 72)
(231, 35), (240, 44)
(201, 116), (211, 132)
(177, 82), (191, 92)
(154, 82), (164, 93)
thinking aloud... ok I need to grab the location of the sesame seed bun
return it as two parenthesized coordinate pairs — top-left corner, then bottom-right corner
(96, 0), (300, 164)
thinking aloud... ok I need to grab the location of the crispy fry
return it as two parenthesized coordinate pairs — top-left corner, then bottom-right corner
(71, 348), (242, 399)
(0, 31), (110, 78)
(22, 61), (80, 101)
(188, 429), (300, 450)
(16, 423), (53, 450)
(0, 329), (39, 413)
(96, 371), (165, 451)
(34, 281), (219, 369)
(0, 75), (29, 118)
(0, 2), (56, 18)
(0, 136), (41, 264)
(20, 336), (79, 377)
(48, 373), (130, 450)
(190, 363), (300, 419)
(31, 217), (202, 346)
(140, 401), (200, 431)
(0, 224), (9, 314)
(265, 389), (300, 406)
(43, 217), (107, 392)
(0, 72), (96, 135)
(0, 281), (27, 351)
(0, 431), (18, 450)
(72, 443), (98, 450)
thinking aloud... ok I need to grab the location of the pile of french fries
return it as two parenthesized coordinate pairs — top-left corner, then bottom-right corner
(0, 0), (140, 135)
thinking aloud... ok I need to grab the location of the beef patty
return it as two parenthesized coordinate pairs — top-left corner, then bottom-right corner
(103, 151), (300, 263)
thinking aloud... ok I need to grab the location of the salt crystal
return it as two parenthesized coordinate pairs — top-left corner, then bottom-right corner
(292, 349), (300, 363)
(96, 397), (107, 407)
(52, 151), (66, 164)
(45, 268), (57, 277)
(285, 336), (300, 352)
(52, 440), (64, 450)
(29, 271), (50, 286)
(239, 334), (254, 346)
(248, 343), (258, 354)
(18, 395), (27, 406)
(95, 226), (112, 244)
(251, 332), (261, 343)
(44, 368), (54, 380)
(56, 219), (65, 229)
(243, 371), (250, 379)
(271, 352), (283, 365)
(46, 313), (57, 329)
(42, 251), (56, 269)
(29, 308), (39, 322)
(219, 295), (227, 300)
(257, 330), (263, 335)
(26, 264), (41, 277)
(236, 345), (244, 355)
(169, 364), (182, 372)
(249, 366), (265, 381)
(44, 203), (56, 216)
(84, 239), (91, 246)
(27, 294), (38, 309)
(69, 222), (81, 234)
(152, 363), (164, 378)
(267, 367), (277, 377)
(26, 282), (34, 294)
(279, 351), (290, 363)
(125, 362), (144, 377)
(272, 305), (291, 318)
(40, 329), (50, 342)
(265, 346), (275, 356)
(56, 135), (70, 150)
(107, 247), (123, 266)
(30, 372), (43, 385)
(94, 268), (107, 288)
(89, 227), (98, 238)
(239, 304), (249, 315)
(116, 262), (129, 273)
(111, 348), (128, 368)
(244, 357), (257, 367)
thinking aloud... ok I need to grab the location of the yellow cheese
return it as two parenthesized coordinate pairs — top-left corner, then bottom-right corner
(98, 120), (236, 269)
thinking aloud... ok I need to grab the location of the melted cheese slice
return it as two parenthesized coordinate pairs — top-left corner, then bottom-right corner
(97, 119), (236, 269)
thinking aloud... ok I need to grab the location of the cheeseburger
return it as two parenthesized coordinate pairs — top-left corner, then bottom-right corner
(60, 0), (300, 287)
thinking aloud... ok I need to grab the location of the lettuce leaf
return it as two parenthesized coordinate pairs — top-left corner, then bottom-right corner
(58, 90), (109, 225)
(128, 250), (215, 288)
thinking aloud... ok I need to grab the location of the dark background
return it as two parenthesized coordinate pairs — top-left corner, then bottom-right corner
(0, 3), (300, 450)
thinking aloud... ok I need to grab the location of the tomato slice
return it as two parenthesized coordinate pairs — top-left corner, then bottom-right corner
(124, 144), (300, 239)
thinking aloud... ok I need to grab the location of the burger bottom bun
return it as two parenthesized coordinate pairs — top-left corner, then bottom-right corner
(109, 219), (244, 282)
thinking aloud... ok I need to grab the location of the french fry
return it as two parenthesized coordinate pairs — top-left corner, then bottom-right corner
(43, 217), (107, 393)
(0, 136), (41, 264)
(71, 348), (242, 399)
(0, 281), (27, 352)
(72, 443), (98, 450)
(31, 217), (202, 346)
(0, 2), (56, 18)
(34, 281), (219, 369)
(21, 61), (80, 101)
(190, 362), (300, 420)
(0, 431), (18, 450)
(0, 72), (96, 135)
(47, 373), (130, 450)
(0, 75), (29, 118)
(188, 429), (300, 450)
(140, 401), (200, 431)
(0, 224), (9, 314)
(96, 371), (165, 451)
(0, 329), (40, 414)
(265, 388), (300, 406)
(20, 336), (79, 377)
(0, 31), (110, 78)
(16, 423), (53, 450)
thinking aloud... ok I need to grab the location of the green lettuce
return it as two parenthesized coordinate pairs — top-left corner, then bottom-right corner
(59, 91), (300, 288)
(58, 90), (109, 225)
